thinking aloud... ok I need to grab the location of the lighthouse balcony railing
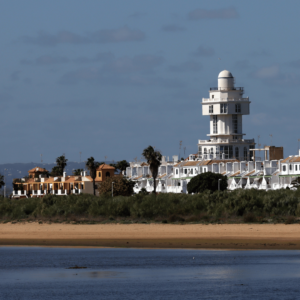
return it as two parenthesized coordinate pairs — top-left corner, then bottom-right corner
(202, 97), (249, 102)
(209, 87), (244, 91)
(198, 138), (255, 144)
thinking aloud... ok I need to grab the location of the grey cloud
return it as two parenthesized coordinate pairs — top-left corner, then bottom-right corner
(161, 24), (186, 32)
(168, 61), (202, 72)
(21, 55), (69, 65)
(11, 71), (20, 81)
(188, 7), (238, 20)
(59, 67), (184, 88)
(289, 59), (300, 68)
(21, 26), (145, 46)
(193, 46), (214, 56)
(103, 54), (164, 74)
(73, 52), (115, 64)
(128, 12), (147, 18)
(249, 50), (271, 57)
(234, 59), (251, 70)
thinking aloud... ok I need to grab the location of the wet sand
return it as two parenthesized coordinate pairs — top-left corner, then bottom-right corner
(1, 223), (300, 250)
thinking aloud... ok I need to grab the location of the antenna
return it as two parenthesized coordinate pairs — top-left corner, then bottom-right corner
(257, 135), (261, 160)
(269, 134), (273, 146)
(40, 154), (43, 163)
(179, 140), (182, 159)
(79, 151), (82, 163)
(183, 146), (186, 157)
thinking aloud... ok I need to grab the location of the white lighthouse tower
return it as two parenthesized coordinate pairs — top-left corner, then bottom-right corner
(198, 70), (255, 161)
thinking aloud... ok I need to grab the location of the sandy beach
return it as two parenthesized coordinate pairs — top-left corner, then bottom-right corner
(1, 223), (300, 250)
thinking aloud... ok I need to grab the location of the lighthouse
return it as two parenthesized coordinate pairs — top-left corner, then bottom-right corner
(198, 70), (255, 161)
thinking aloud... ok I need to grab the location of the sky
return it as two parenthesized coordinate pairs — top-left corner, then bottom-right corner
(1, 0), (300, 164)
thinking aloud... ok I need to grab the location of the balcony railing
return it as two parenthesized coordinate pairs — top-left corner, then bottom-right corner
(202, 97), (249, 102)
(198, 139), (255, 144)
(210, 87), (244, 91)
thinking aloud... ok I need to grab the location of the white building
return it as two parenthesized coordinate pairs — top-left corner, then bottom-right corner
(127, 71), (298, 193)
(199, 70), (255, 160)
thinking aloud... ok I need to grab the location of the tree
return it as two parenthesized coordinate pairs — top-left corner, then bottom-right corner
(142, 146), (162, 194)
(86, 157), (100, 196)
(56, 155), (68, 176)
(73, 169), (83, 176)
(0, 174), (5, 189)
(110, 160), (130, 174)
(291, 177), (300, 189)
(187, 172), (227, 194)
(50, 166), (61, 177)
(98, 176), (135, 197)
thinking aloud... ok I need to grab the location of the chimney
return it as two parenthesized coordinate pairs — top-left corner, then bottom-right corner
(63, 172), (66, 178)
(83, 171), (87, 177)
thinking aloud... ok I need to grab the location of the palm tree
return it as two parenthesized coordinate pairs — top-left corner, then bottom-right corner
(86, 157), (100, 196)
(142, 146), (162, 194)
(0, 174), (4, 189)
(56, 155), (68, 176)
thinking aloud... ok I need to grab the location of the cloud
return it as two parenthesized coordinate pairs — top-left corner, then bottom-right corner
(161, 24), (186, 32)
(289, 59), (300, 68)
(21, 55), (69, 65)
(21, 52), (115, 66)
(253, 66), (279, 79)
(234, 59), (251, 70)
(58, 54), (185, 88)
(193, 46), (214, 56)
(21, 26), (145, 46)
(128, 12), (147, 18)
(168, 61), (202, 72)
(59, 67), (184, 88)
(249, 49), (271, 57)
(188, 7), (238, 20)
(72, 52), (115, 64)
(11, 71), (21, 81)
(102, 54), (164, 74)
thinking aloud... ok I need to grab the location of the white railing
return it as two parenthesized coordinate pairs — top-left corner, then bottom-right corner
(202, 97), (249, 102)
(198, 139), (254, 144)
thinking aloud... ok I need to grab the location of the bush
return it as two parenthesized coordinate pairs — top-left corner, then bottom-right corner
(187, 172), (227, 194)
(243, 212), (257, 223)
(98, 176), (135, 197)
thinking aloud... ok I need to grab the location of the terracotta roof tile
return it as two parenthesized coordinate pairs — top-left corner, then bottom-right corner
(183, 161), (200, 166)
(96, 164), (115, 170)
(28, 167), (48, 173)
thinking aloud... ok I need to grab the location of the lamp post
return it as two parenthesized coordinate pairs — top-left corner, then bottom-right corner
(112, 182), (114, 198)
(218, 178), (221, 191)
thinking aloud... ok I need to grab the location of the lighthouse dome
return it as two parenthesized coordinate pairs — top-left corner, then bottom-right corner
(218, 70), (233, 78)
(218, 70), (234, 89)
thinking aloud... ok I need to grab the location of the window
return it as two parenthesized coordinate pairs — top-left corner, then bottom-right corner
(220, 146), (233, 159)
(235, 104), (241, 113)
(176, 169), (178, 175)
(216, 147), (220, 154)
(211, 147), (214, 154)
(98, 172), (101, 177)
(191, 169), (193, 175)
(283, 165), (286, 172)
(204, 148), (207, 154)
(106, 172), (110, 177)
(296, 165), (298, 171)
(290, 164), (292, 171)
(213, 115), (218, 134)
(244, 147), (247, 161)
(209, 105), (213, 113)
(178, 182), (181, 186)
(233, 135), (238, 140)
(220, 103), (228, 113)
(232, 115), (238, 133)
(184, 169), (187, 174)
(198, 146), (202, 155)
(212, 95), (214, 99)
(235, 147), (239, 159)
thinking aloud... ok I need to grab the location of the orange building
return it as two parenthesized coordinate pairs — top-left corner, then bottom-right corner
(12, 164), (116, 198)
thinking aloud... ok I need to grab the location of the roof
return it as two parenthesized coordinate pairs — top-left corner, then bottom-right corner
(28, 167), (48, 173)
(282, 156), (300, 163)
(140, 162), (149, 166)
(96, 164), (115, 170)
(218, 70), (233, 78)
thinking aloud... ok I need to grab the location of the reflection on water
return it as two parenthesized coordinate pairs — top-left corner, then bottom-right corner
(1, 247), (300, 299)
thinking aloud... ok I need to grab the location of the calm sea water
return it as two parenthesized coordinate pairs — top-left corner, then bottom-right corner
(1, 247), (300, 299)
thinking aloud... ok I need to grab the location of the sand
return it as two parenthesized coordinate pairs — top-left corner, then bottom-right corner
(1, 223), (300, 250)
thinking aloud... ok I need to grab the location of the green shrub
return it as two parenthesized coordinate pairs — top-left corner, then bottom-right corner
(187, 172), (227, 194)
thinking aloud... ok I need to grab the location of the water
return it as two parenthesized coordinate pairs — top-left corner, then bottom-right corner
(1, 247), (300, 299)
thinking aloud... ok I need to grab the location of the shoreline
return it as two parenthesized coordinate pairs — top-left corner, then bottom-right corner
(1, 223), (300, 250)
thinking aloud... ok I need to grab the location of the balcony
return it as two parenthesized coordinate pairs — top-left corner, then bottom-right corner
(202, 97), (249, 102)
(210, 87), (244, 91)
(198, 139), (255, 144)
